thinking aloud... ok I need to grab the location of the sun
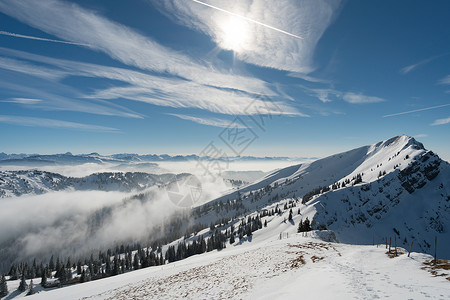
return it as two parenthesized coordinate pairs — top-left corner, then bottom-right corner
(219, 16), (248, 52)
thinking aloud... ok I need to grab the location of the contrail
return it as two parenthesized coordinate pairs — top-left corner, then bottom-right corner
(0, 30), (90, 47)
(383, 103), (450, 118)
(190, 0), (303, 39)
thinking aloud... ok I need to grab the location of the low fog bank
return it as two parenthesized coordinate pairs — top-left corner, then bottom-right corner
(0, 172), (236, 272)
(0, 159), (309, 271)
(0, 159), (307, 178)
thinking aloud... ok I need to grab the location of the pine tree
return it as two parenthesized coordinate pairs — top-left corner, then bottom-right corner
(303, 217), (311, 231)
(297, 219), (303, 233)
(18, 273), (27, 292)
(76, 261), (82, 275)
(26, 280), (34, 296)
(0, 274), (8, 298)
(133, 253), (140, 270)
(288, 209), (293, 221)
(229, 233), (235, 244)
(49, 255), (55, 272)
(40, 268), (47, 287)
(112, 256), (120, 276)
(80, 270), (86, 283)
(264, 220), (267, 227)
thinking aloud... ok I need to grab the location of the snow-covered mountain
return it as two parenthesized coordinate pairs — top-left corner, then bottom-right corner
(1, 135), (449, 299)
(0, 171), (181, 197)
(0, 152), (299, 167)
(189, 135), (449, 257)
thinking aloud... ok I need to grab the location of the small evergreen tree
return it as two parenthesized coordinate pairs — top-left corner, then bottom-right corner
(297, 219), (303, 233)
(80, 270), (86, 283)
(18, 273), (27, 292)
(303, 217), (312, 231)
(49, 255), (55, 272)
(40, 269), (47, 287)
(288, 209), (293, 221)
(26, 280), (35, 296)
(0, 274), (8, 298)
(229, 233), (235, 244)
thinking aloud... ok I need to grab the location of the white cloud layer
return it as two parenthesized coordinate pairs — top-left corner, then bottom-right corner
(342, 92), (385, 104)
(431, 117), (450, 126)
(0, 115), (119, 133)
(153, 0), (342, 74)
(168, 113), (248, 128)
(0, 0), (305, 117)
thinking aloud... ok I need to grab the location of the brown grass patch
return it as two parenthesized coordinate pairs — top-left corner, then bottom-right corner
(311, 256), (324, 263)
(422, 259), (450, 281)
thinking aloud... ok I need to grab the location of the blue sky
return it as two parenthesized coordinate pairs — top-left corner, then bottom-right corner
(0, 0), (449, 160)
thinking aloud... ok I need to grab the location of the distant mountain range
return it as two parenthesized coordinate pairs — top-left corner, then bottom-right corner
(0, 170), (185, 197)
(0, 152), (308, 166)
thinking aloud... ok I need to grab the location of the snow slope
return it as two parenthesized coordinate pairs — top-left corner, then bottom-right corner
(14, 213), (450, 299)
(198, 135), (450, 258)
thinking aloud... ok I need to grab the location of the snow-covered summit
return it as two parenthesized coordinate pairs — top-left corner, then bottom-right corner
(204, 135), (449, 257)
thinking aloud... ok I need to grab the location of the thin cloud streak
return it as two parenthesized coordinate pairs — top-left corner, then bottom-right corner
(383, 104), (450, 118)
(0, 115), (120, 133)
(0, 30), (90, 47)
(190, 0), (303, 39)
(439, 75), (450, 85)
(342, 92), (384, 104)
(431, 117), (450, 126)
(2, 98), (42, 104)
(168, 113), (248, 128)
(400, 52), (450, 75)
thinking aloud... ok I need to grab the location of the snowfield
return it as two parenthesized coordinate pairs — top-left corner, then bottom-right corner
(2, 135), (449, 299)
(22, 230), (449, 300)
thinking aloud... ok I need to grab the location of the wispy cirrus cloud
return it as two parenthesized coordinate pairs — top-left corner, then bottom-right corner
(400, 52), (450, 75)
(153, 0), (342, 74)
(167, 113), (247, 128)
(301, 86), (341, 103)
(342, 92), (385, 104)
(0, 47), (305, 117)
(0, 56), (66, 80)
(0, 69), (144, 119)
(2, 98), (42, 104)
(0, 30), (90, 47)
(439, 75), (450, 85)
(300, 85), (384, 105)
(0, 0), (270, 95)
(0, 115), (119, 132)
(383, 104), (450, 118)
(431, 117), (450, 126)
(0, 0), (305, 119)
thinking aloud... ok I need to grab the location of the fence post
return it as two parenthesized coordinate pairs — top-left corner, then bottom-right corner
(408, 241), (413, 257)
(394, 235), (397, 256)
(434, 236), (437, 265)
(385, 237), (388, 249)
(389, 237), (391, 253)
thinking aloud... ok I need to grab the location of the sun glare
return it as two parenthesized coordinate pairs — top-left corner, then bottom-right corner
(220, 16), (248, 52)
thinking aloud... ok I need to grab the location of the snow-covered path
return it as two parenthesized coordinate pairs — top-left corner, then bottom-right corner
(27, 232), (449, 300)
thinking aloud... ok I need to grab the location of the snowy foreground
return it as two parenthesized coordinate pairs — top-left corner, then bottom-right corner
(19, 230), (449, 299)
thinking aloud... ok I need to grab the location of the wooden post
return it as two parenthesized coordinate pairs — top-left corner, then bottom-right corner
(434, 236), (437, 265)
(385, 237), (388, 249)
(389, 237), (391, 253)
(408, 241), (414, 257)
(395, 235), (397, 256)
